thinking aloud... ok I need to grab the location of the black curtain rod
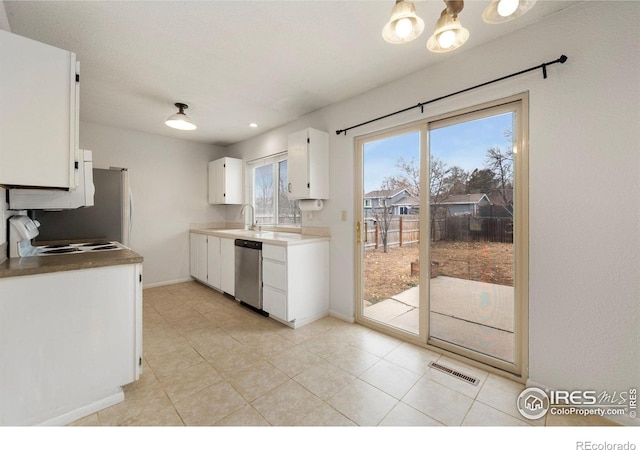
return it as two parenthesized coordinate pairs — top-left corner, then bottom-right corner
(335, 54), (568, 136)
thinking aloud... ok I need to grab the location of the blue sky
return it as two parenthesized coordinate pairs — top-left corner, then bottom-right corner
(363, 112), (513, 193)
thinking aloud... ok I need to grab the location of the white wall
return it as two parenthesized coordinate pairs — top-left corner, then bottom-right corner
(79, 122), (224, 286)
(227, 0), (640, 414)
(0, 1), (9, 32)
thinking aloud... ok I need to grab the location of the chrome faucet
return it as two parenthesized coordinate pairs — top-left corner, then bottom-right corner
(240, 204), (256, 230)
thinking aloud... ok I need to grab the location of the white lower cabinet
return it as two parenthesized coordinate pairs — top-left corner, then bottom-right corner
(262, 241), (329, 327)
(190, 231), (329, 327)
(220, 238), (235, 296)
(190, 232), (234, 296)
(207, 236), (221, 290)
(0, 263), (143, 425)
(190, 232), (208, 282)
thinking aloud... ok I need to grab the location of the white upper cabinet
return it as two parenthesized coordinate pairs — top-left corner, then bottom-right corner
(0, 30), (79, 189)
(287, 128), (329, 200)
(208, 157), (243, 204)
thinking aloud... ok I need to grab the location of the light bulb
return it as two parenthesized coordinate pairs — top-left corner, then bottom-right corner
(438, 30), (456, 49)
(165, 117), (196, 131)
(497, 0), (519, 17)
(395, 18), (413, 39)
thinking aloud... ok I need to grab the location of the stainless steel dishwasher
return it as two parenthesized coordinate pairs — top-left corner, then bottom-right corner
(234, 239), (265, 314)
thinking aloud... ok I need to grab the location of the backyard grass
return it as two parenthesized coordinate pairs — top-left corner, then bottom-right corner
(364, 241), (514, 303)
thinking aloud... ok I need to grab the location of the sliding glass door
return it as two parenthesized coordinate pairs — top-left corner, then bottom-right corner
(356, 125), (424, 338)
(355, 94), (528, 376)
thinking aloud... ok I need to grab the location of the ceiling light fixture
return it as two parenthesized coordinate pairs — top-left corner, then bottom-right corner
(427, 2), (469, 53)
(249, 123), (258, 128)
(482, 0), (538, 24)
(383, 0), (536, 53)
(165, 102), (197, 131)
(382, 0), (425, 44)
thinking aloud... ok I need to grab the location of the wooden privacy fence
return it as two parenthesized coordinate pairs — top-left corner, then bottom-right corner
(431, 216), (513, 243)
(365, 215), (513, 250)
(364, 216), (419, 250)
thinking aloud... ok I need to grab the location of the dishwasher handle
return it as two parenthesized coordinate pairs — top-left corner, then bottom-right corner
(234, 239), (263, 250)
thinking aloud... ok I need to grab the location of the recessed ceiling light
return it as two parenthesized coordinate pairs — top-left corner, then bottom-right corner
(249, 123), (258, 128)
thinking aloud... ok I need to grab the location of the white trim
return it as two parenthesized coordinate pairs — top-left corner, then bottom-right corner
(329, 309), (355, 323)
(37, 388), (124, 426)
(246, 152), (301, 227)
(246, 150), (287, 166)
(143, 277), (193, 289)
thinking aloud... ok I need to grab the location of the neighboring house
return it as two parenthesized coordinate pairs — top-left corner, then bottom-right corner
(364, 188), (419, 219)
(433, 193), (491, 217)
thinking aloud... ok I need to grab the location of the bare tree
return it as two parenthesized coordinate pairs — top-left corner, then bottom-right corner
(443, 165), (469, 196)
(371, 181), (395, 253)
(382, 156), (420, 197)
(467, 168), (496, 194)
(484, 145), (513, 214)
(277, 161), (300, 224)
(254, 165), (273, 223)
(429, 156), (450, 217)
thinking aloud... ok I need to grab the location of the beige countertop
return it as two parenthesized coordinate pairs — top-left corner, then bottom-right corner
(0, 247), (144, 279)
(190, 228), (330, 246)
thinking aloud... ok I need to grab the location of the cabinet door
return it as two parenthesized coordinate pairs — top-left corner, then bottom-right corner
(209, 158), (243, 205)
(223, 158), (244, 204)
(287, 128), (329, 200)
(263, 259), (287, 291)
(263, 286), (289, 322)
(190, 233), (208, 282)
(208, 159), (225, 204)
(306, 128), (330, 199)
(0, 30), (78, 189)
(207, 236), (221, 289)
(287, 129), (310, 199)
(220, 238), (235, 296)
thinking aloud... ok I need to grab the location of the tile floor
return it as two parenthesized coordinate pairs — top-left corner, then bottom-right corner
(71, 281), (617, 427)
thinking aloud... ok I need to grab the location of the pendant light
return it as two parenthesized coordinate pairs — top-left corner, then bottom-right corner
(165, 102), (197, 131)
(382, 0), (536, 52)
(482, 0), (538, 24)
(426, 2), (469, 53)
(382, 0), (425, 44)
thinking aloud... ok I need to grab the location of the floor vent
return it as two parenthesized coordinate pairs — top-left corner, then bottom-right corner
(428, 362), (479, 386)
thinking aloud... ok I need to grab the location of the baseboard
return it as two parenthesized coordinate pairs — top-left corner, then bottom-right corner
(329, 309), (354, 323)
(143, 277), (193, 289)
(37, 388), (124, 426)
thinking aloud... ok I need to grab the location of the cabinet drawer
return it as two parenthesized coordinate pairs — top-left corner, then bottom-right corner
(263, 286), (289, 322)
(263, 244), (286, 262)
(262, 260), (286, 291)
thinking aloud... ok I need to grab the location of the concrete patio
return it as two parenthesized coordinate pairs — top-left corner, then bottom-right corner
(364, 276), (515, 362)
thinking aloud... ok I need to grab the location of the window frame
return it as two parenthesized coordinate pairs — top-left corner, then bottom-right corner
(246, 152), (301, 228)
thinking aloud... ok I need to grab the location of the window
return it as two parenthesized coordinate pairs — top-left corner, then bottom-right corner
(248, 153), (301, 226)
